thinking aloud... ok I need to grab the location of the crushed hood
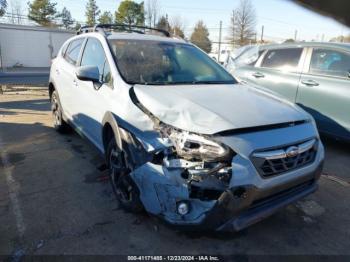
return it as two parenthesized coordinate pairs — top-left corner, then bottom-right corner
(133, 83), (309, 135)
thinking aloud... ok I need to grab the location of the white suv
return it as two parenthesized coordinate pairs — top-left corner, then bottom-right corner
(49, 24), (324, 231)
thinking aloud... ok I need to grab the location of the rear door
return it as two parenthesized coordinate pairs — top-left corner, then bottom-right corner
(58, 37), (85, 118)
(249, 47), (306, 102)
(296, 47), (350, 139)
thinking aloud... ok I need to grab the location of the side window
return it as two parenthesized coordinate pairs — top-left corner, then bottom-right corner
(64, 38), (84, 65)
(261, 48), (303, 70)
(61, 42), (69, 57)
(80, 38), (113, 85)
(309, 48), (350, 78)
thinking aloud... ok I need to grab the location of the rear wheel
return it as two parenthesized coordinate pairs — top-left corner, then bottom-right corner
(106, 138), (143, 213)
(51, 91), (70, 133)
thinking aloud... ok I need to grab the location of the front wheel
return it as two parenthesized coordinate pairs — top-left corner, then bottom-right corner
(51, 91), (70, 133)
(106, 138), (143, 213)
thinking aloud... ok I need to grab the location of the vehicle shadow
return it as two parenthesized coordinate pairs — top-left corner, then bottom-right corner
(298, 104), (350, 142)
(0, 99), (50, 113)
(321, 135), (350, 154)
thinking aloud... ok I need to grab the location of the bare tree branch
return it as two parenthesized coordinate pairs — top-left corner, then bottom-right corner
(145, 0), (160, 27)
(229, 0), (257, 46)
(169, 16), (185, 38)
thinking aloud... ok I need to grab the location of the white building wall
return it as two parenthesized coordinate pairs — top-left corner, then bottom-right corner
(0, 24), (74, 68)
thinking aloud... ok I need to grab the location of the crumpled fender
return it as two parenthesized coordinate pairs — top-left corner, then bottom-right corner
(102, 111), (123, 152)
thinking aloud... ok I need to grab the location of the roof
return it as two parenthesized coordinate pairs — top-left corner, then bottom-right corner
(106, 32), (187, 43)
(259, 41), (350, 51)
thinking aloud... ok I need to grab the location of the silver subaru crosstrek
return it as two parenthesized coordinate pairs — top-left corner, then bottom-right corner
(49, 24), (324, 231)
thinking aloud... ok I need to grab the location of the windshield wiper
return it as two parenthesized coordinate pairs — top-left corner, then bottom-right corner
(139, 80), (235, 85)
(191, 80), (235, 84)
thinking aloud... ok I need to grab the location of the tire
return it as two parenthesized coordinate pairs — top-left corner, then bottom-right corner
(106, 137), (144, 213)
(51, 90), (70, 133)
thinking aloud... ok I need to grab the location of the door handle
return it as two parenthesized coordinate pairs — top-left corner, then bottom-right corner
(301, 80), (319, 86)
(252, 72), (265, 78)
(73, 79), (78, 87)
(55, 69), (60, 75)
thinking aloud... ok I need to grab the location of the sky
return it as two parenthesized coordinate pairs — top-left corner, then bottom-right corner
(7, 0), (350, 42)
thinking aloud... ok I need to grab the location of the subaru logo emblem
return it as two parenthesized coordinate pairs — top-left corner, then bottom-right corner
(285, 146), (299, 158)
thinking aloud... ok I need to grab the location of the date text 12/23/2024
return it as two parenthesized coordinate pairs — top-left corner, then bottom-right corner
(127, 256), (220, 261)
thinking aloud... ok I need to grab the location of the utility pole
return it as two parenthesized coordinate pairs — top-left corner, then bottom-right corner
(218, 20), (222, 63)
(294, 30), (298, 41)
(232, 10), (235, 49)
(166, 14), (169, 32)
(340, 26), (345, 42)
(261, 25), (264, 43)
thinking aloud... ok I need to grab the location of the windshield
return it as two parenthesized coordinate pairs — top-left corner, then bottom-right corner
(108, 40), (236, 85)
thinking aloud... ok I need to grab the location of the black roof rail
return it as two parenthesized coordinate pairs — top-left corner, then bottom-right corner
(77, 23), (170, 37)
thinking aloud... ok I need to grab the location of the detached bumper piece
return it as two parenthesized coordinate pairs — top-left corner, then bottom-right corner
(216, 179), (317, 231)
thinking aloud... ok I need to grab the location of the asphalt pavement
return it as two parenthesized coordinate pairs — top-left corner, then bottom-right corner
(0, 89), (350, 258)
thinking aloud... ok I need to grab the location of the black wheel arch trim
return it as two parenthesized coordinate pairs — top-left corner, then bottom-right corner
(102, 111), (153, 168)
(102, 111), (123, 153)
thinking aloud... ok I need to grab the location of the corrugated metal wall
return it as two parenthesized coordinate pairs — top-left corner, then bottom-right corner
(0, 24), (74, 68)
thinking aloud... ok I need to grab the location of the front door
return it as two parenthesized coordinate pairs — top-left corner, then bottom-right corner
(249, 47), (306, 102)
(75, 37), (114, 148)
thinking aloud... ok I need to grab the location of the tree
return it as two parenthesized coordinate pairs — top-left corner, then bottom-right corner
(8, 0), (23, 24)
(98, 11), (113, 24)
(0, 0), (7, 17)
(85, 0), (100, 26)
(229, 0), (257, 46)
(330, 35), (350, 43)
(145, 0), (160, 27)
(60, 7), (74, 29)
(75, 21), (82, 31)
(284, 38), (295, 43)
(190, 20), (212, 53)
(156, 15), (169, 32)
(169, 16), (185, 38)
(115, 0), (144, 27)
(28, 0), (58, 26)
(171, 25), (184, 38)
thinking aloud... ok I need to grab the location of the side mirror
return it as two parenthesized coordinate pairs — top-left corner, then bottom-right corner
(76, 66), (100, 83)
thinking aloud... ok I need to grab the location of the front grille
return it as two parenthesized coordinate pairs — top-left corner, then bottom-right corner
(252, 139), (318, 178)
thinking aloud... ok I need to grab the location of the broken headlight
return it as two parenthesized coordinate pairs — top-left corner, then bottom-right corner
(160, 125), (233, 162)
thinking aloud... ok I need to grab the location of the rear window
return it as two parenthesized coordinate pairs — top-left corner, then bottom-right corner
(64, 38), (85, 66)
(261, 48), (302, 71)
(61, 42), (70, 57)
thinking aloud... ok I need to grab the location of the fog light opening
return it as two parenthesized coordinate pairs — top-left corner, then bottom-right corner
(233, 187), (247, 199)
(177, 202), (190, 215)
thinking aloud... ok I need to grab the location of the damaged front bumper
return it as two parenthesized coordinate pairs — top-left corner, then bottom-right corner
(129, 122), (325, 231)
